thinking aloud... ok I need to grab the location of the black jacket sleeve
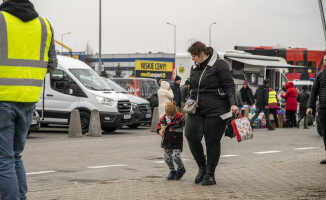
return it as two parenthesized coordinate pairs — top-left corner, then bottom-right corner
(249, 88), (255, 104)
(307, 73), (320, 108)
(264, 88), (269, 107)
(217, 60), (236, 106)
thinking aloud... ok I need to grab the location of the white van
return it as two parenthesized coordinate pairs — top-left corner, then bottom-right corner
(36, 56), (132, 133)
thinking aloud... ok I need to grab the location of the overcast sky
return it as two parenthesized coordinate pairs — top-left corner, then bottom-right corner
(32, 0), (326, 54)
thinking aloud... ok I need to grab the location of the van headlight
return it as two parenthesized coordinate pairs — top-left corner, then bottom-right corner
(131, 103), (139, 111)
(94, 95), (114, 106)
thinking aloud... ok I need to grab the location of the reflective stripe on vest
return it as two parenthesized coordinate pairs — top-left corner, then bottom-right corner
(268, 90), (277, 104)
(0, 11), (52, 102)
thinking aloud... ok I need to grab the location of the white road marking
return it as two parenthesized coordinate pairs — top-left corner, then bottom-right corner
(155, 158), (190, 164)
(87, 164), (128, 169)
(26, 171), (57, 175)
(294, 147), (319, 150)
(155, 161), (165, 164)
(253, 151), (282, 154)
(220, 155), (239, 158)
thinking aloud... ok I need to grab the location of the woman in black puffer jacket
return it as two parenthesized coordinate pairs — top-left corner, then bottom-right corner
(185, 41), (238, 186)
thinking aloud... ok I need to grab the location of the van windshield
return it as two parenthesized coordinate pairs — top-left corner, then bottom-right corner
(69, 69), (113, 91)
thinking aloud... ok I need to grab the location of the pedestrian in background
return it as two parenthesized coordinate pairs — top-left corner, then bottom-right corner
(236, 90), (243, 108)
(308, 84), (317, 125)
(157, 78), (162, 87)
(158, 81), (174, 118)
(170, 75), (182, 109)
(180, 79), (190, 113)
(250, 80), (274, 130)
(240, 81), (255, 106)
(307, 55), (326, 164)
(268, 88), (279, 128)
(184, 41), (238, 186)
(0, 0), (57, 199)
(157, 101), (186, 180)
(296, 85), (310, 129)
(281, 82), (298, 128)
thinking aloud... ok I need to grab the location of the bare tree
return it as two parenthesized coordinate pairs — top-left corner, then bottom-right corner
(85, 42), (93, 67)
(115, 63), (122, 77)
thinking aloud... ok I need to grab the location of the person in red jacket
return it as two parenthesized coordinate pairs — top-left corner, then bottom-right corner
(281, 82), (298, 128)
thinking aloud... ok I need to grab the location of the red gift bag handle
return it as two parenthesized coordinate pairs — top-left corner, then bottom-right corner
(233, 112), (243, 119)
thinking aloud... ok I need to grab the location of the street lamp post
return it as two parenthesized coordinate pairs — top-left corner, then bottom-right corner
(61, 32), (71, 53)
(99, 0), (102, 75)
(167, 22), (176, 55)
(209, 22), (216, 46)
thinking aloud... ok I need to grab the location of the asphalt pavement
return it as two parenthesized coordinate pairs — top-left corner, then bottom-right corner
(24, 125), (326, 199)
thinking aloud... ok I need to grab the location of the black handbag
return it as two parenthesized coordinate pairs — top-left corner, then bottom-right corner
(183, 66), (208, 114)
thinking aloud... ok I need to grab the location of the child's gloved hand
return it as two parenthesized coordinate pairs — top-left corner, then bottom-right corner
(159, 130), (164, 137)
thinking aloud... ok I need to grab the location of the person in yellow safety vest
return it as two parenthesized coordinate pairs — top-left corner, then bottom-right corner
(0, 0), (57, 199)
(268, 88), (279, 128)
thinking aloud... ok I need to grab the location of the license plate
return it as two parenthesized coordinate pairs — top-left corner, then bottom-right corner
(145, 114), (152, 118)
(31, 119), (37, 124)
(124, 115), (131, 119)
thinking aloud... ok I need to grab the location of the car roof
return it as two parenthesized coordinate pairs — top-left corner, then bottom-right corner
(110, 77), (157, 81)
(292, 80), (313, 85)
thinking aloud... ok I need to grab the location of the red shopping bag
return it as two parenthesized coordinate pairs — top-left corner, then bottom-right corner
(231, 113), (253, 142)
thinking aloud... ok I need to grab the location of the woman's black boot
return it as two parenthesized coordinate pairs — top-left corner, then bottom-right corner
(195, 165), (206, 184)
(202, 165), (216, 186)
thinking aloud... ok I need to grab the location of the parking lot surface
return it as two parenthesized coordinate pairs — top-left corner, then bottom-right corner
(25, 126), (326, 199)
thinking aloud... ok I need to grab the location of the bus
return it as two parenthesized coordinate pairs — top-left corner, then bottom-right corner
(234, 46), (325, 81)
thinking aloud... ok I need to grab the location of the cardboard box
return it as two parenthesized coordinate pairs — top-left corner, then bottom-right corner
(270, 114), (274, 121)
(241, 108), (249, 117)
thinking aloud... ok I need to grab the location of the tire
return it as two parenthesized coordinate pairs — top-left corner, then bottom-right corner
(80, 111), (90, 134)
(317, 120), (323, 136)
(102, 127), (117, 132)
(128, 124), (140, 129)
(40, 123), (49, 127)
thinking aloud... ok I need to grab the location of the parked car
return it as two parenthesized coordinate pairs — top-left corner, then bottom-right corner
(102, 77), (152, 128)
(292, 80), (314, 91)
(36, 56), (132, 134)
(28, 110), (40, 136)
(110, 78), (159, 99)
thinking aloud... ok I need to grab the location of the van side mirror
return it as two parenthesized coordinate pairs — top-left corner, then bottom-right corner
(69, 84), (78, 95)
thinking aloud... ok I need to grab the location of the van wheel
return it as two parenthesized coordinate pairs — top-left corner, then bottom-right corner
(102, 127), (117, 132)
(80, 111), (90, 134)
(128, 124), (140, 129)
(40, 123), (49, 127)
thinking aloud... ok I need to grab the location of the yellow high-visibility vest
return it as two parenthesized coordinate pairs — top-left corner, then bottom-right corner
(0, 11), (52, 102)
(268, 90), (278, 104)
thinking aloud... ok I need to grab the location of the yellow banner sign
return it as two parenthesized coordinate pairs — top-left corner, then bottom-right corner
(135, 60), (173, 72)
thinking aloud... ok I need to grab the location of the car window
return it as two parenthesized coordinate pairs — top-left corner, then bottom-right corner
(50, 69), (77, 95)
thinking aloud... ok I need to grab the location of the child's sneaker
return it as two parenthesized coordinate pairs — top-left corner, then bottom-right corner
(167, 170), (176, 180)
(175, 167), (186, 180)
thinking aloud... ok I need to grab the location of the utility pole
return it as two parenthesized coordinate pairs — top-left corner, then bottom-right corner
(318, 0), (326, 72)
(99, 0), (102, 74)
